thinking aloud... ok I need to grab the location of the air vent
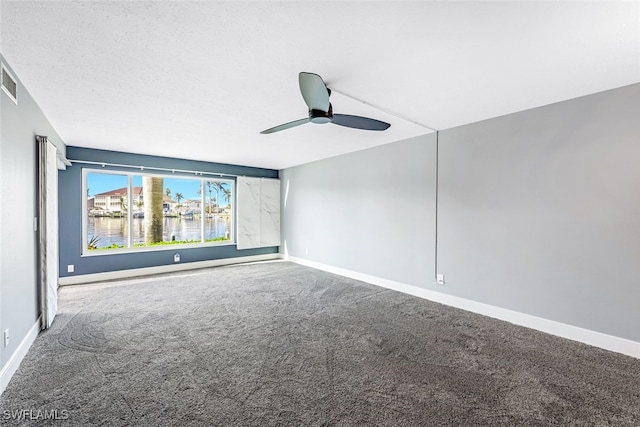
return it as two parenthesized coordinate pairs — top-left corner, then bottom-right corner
(1, 65), (18, 104)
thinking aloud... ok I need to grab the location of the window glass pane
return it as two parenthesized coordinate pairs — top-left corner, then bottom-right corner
(131, 175), (145, 246)
(85, 170), (234, 254)
(133, 175), (205, 247)
(204, 179), (233, 243)
(163, 177), (204, 245)
(87, 172), (129, 250)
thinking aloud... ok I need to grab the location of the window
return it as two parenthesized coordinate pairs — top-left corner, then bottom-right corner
(84, 170), (234, 254)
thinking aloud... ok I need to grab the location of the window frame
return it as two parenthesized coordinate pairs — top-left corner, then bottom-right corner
(82, 168), (236, 256)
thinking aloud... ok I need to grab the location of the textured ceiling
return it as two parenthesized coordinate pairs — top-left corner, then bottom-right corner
(1, 1), (639, 170)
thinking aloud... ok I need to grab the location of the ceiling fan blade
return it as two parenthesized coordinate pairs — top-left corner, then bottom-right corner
(299, 72), (330, 112)
(260, 118), (310, 134)
(331, 114), (390, 131)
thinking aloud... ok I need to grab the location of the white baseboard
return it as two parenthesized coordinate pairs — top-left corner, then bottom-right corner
(0, 318), (41, 396)
(286, 255), (640, 360)
(59, 253), (280, 286)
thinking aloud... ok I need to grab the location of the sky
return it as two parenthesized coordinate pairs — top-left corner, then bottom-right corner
(87, 172), (231, 203)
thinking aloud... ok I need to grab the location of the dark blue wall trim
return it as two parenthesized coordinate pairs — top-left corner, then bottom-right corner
(58, 147), (279, 277)
(66, 146), (279, 179)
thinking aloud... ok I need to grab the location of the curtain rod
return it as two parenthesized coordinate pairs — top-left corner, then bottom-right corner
(68, 159), (243, 179)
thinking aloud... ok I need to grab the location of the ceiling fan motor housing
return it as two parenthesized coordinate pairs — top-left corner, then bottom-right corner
(309, 105), (333, 124)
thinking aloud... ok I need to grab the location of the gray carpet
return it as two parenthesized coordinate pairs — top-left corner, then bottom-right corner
(1, 261), (639, 426)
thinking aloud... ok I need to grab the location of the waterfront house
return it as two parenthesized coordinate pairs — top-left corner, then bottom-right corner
(92, 186), (143, 214)
(181, 199), (201, 213)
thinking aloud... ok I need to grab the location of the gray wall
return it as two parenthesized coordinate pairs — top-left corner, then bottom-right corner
(281, 134), (438, 288)
(58, 147), (279, 278)
(437, 83), (640, 342)
(0, 55), (65, 369)
(281, 83), (640, 343)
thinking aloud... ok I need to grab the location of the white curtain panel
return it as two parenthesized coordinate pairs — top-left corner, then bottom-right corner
(259, 178), (281, 247)
(237, 177), (280, 250)
(237, 177), (262, 250)
(38, 137), (59, 329)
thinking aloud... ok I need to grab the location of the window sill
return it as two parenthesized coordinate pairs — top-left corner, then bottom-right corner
(81, 241), (237, 257)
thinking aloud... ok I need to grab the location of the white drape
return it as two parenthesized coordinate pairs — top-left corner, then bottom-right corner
(237, 177), (280, 250)
(38, 137), (59, 329)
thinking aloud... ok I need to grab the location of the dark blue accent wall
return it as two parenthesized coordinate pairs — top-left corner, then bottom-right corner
(58, 147), (279, 277)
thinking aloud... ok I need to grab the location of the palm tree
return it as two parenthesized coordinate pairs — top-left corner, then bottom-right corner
(212, 182), (224, 213)
(165, 187), (171, 198)
(143, 176), (164, 243)
(175, 192), (183, 214)
(119, 195), (128, 215)
(222, 186), (231, 209)
(205, 181), (215, 214)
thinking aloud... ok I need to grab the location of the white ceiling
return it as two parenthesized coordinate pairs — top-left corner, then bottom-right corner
(1, 1), (639, 170)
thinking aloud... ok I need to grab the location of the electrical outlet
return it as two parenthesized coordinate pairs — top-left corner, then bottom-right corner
(436, 274), (445, 285)
(174, 253), (180, 263)
(3, 329), (9, 348)
(67, 264), (74, 273)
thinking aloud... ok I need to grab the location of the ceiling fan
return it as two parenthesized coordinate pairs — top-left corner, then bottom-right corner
(260, 72), (391, 134)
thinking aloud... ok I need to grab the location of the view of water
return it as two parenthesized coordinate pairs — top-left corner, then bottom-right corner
(88, 216), (231, 248)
